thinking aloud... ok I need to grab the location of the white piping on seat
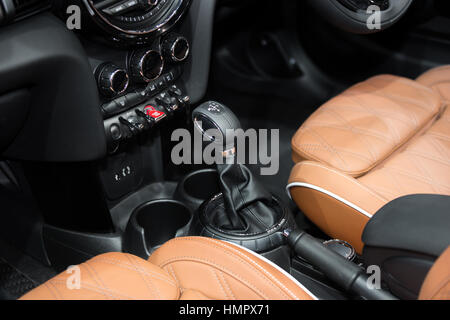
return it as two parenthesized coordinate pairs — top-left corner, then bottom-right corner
(224, 241), (319, 300)
(286, 182), (373, 219)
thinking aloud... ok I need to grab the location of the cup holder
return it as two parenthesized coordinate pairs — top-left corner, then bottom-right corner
(124, 199), (192, 258)
(174, 169), (221, 211)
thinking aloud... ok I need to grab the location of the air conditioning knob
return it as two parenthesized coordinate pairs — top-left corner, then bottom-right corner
(162, 34), (190, 63)
(96, 63), (129, 98)
(129, 49), (164, 83)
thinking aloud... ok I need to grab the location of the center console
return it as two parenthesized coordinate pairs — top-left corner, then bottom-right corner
(15, 0), (218, 270)
(2, 1), (442, 302)
(11, 2), (369, 299)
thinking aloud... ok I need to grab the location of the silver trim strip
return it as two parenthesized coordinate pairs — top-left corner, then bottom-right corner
(286, 182), (373, 219)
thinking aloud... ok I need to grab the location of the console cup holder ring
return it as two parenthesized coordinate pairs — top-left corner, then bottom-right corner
(124, 199), (193, 258)
(174, 168), (221, 212)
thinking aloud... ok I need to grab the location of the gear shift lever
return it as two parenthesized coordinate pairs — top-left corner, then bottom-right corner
(192, 101), (240, 160)
(192, 101), (291, 240)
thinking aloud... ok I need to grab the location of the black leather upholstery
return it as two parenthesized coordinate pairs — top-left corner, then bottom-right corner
(362, 194), (450, 299)
(205, 163), (282, 234)
(363, 194), (450, 256)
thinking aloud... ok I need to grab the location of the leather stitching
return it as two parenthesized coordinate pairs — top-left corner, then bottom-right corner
(94, 257), (176, 287)
(303, 121), (392, 144)
(346, 94), (403, 144)
(49, 279), (136, 300)
(318, 108), (377, 161)
(429, 277), (450, 300)
(219, 271), (236, 300)
(305, 127), (350, 170)
(211, 268), (228, 299)
(43, 281), (60, 300)
(297, 141), (375, 163)
(162, 238), (303, 300)
(359, 106), (450, 200)
(162, 258), (270, 299)
(364, 80), (435, 114)
(166, 265), (184, 297)
(198, 239), (302, 300)
(293, 76), (441, 176)
(125, 254), (160, 299)
(294, 161), (388, 202)
(409, 154), (440, 194)
(83, 261), (114, 299)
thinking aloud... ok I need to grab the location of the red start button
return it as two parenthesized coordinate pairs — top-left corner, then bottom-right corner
(144, 105), (166, 121)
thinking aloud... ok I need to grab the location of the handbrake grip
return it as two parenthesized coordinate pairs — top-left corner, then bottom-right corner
(285, 229), (397, 300)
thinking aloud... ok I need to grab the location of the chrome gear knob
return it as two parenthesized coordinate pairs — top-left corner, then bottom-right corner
(192, 101), (241, 156)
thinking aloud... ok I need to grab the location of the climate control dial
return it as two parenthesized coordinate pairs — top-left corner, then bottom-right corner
(162, 34), (190, 63)
(129, 49), (164, 83)
(96, 63), (130, 98)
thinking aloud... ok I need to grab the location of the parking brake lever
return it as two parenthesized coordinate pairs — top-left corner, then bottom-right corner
(283, 229), (397, 300)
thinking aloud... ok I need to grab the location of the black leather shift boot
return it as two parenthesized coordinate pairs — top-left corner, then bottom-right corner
(190, 101), (294, 252)
(208, 163), (282, 235)
(194, 164), (294, 252)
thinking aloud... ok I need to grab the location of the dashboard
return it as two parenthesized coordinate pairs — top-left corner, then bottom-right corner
(0, 0), (216, 163)
(77, 0), (194, 154)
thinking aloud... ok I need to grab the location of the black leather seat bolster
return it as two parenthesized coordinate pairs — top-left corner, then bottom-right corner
(362, 194), (450, 257)
(362, 194), (450, 299)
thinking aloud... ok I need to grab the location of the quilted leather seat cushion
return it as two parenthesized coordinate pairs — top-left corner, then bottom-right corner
(20, 237), (316, 300)
(292, 75), (442, 177)
(20, 252), (180, 300)
(417, 65), (450, 103)
(358, 106), (450, 201)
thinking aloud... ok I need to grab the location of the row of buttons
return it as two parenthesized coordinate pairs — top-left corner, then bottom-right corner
(101, 67), (181, 119)
(106, 85), (190, 151)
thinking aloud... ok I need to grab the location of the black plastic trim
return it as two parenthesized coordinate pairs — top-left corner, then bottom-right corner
(1, 13), (107, 162)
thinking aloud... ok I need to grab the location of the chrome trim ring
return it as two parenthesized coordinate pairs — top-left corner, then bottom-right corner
(109, 68), (130, 95)
(322, 239), (356, 261)
(170, 36), (190, 62)
(138, 50), (164, 82)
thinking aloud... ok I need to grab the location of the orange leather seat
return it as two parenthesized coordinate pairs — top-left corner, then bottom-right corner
(20, 237), (317, 300)
(288, 66), (450, 253)
(19, 239), (450, 300)
(419, 246), (450, 300)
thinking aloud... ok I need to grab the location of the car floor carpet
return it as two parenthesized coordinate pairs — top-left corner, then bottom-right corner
(0, 239), (56, 300)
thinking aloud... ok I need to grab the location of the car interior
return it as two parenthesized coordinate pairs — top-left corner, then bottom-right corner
(0, 0), (449, 301)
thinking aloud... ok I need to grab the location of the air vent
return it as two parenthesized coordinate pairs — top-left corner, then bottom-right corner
(12, 0), (50, 20)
